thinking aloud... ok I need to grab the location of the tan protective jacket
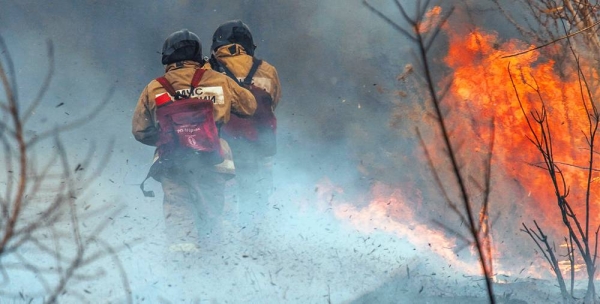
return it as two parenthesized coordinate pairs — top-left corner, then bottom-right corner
(132, 61), (257, 174)
(212, 44), (281, 110)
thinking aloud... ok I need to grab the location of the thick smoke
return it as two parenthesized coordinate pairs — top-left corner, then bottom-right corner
(1, 0), (412, 186)
(0, 0), (555, 302)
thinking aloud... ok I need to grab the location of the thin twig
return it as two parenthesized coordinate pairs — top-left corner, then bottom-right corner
(502, 19), (600, 58)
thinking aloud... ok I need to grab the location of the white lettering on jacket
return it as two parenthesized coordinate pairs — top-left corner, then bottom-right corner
(175, 86), (225, 104)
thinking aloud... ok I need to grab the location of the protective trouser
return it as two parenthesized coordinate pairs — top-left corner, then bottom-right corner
(155, 151), (226, 251)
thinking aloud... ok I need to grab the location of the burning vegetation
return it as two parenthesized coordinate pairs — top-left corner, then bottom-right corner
(317, 1), (600, 303)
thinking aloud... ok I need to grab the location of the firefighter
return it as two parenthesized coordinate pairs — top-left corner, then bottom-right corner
(132, 29), (256, 253)
(209, 20), (282, 229)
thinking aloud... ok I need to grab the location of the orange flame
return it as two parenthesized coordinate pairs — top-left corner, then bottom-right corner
(444, 27), (599, 230)
(418, 6), (442, 33)
(435, 16), (599, 278)
(326, 6), (600, 279)
(332, 181), (481, 275)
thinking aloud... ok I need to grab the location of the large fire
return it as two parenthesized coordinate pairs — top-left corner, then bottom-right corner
(444, 23), (599, 229)
(324, 6), (600, 279)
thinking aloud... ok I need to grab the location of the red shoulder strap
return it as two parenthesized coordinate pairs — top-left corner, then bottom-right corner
(156, 69), (204, 94)
(191, 69), (205, 87)
(155, 69), (205, 103)
(155, 77), (177, 96)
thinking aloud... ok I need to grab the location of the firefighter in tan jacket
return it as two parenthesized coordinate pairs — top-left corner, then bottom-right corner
(132, 29), (256, 253)
(209, 20), (281, 228)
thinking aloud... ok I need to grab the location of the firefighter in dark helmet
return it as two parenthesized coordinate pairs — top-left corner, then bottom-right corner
(132, 29), (256, 253)
(209, 20), (282, 228)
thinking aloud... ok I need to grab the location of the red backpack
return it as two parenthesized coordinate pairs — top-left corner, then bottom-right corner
(154, 68), (223, 163)
(219, 59), (277, 156)
(140, 69), (223, 197)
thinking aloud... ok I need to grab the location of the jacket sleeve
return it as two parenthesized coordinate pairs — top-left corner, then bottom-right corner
(227, 77), (257, 117)
(270, 67), (282, 111)
(132, 86), (159, 146)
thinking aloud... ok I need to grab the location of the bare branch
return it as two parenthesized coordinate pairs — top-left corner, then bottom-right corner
(501, 18), (600, 58)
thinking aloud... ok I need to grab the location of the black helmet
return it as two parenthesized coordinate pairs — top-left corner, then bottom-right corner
(211, 20), (256, 55)
(161, 29), (203, 65)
